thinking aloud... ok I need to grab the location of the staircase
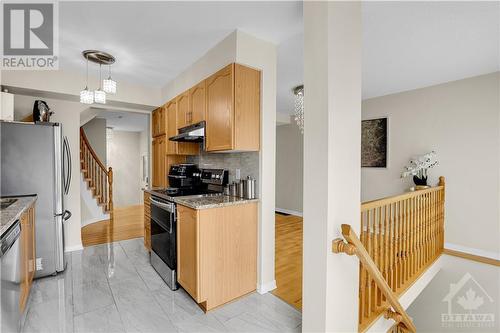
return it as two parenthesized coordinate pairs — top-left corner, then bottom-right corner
(80, 128), (113, 215)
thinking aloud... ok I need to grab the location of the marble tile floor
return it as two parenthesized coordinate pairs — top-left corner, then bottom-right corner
(21, 237), (302, 333)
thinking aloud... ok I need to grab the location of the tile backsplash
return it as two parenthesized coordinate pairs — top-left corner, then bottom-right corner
(187, 151), (259, 196)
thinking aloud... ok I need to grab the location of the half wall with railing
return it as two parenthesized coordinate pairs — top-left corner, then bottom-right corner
(333, 177), (445, 332)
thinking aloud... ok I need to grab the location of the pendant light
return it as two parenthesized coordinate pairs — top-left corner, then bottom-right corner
(80, 50), (116, 105)
(94, 64), (106, 104)
(103, 64), (117, 94)
(80, 55), (94, 104)
(293, 85), (304, 134)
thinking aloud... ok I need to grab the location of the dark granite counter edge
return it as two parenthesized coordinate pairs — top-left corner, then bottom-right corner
(0, 195), (37, 237)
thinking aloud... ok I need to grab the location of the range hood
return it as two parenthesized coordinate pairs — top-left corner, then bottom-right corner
(169, 121), (205, 142)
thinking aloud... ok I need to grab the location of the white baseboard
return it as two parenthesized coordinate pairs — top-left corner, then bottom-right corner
(257, 280), (277, 294)
(64, 244), (83, 252)
(444, 243), (500, 261)
(275, 207), (303, 217)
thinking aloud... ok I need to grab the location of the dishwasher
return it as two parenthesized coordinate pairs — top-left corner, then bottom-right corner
(1, 220), (22, 333)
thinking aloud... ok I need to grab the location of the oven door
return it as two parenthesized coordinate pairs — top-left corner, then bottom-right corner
(150, 196), (176, 271)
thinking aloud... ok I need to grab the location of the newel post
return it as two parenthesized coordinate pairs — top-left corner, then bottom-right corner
(108, 167), (113, 215)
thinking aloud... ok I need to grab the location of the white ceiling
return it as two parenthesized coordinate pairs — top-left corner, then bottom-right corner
(58, 2), (499, 116)
(277, 32), (303, 115)
(96, 109), (149, 132)
(362, 1), (500, 99)
(59, 1), (302, 89)
(277, 1), (500, 115)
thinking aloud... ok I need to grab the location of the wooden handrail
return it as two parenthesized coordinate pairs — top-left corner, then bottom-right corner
(80, 128), (112, 213)
(336, 178), (445, 332)
(361, 177), (445, 211)
(333, 224), (417, 333)
(80, 127), (107, 171)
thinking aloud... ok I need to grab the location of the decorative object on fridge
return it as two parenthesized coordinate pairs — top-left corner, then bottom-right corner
(401, 151), (439, 188)
(361, 117), (388, 168)
(32, 100), (53, 122)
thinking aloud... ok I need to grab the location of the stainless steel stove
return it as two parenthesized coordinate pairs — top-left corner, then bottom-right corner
(149, 165), (228, 290)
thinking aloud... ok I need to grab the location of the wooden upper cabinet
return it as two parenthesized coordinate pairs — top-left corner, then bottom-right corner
(206, 63), (260, 152)
(188, 81), (206, 125)
(166, 100), (178, 155)
(206, 64), (234, 151)
(158, 106), (166, 136)
(152, 135), (167, 187)
(234, 64), (260, 151)
(152, 107), (166, 137)
(176, 92), (189, 131)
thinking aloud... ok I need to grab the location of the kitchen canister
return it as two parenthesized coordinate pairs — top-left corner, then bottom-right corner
(237, 181), (245, 198)
(229, 182), (238, 197)
(243, 176), (256, 199)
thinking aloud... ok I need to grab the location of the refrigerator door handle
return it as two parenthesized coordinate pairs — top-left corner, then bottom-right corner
(63, 136), (72, 194)
(62, 210), (72, 221)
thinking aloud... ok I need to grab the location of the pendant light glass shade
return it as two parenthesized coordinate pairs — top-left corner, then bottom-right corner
(103, 65), (116, 94)
(94, 90), (106, 104)
(80, 55), (94, 104)
(80, 87), (94, 104)
(103, 78), (116, 94)
(94, 64), (107, 104)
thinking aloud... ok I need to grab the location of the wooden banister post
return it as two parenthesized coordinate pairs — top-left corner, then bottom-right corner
(108, 167), (113, 214)
(438, 176), (445, 187)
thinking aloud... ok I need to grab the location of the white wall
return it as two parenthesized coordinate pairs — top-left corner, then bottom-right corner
(3, 69), (161, 107)
(82, 117), (107, 164)
(361, 72), (500, 257)
(235, 30), (278, 293)
(303, 2), (361, 331)
(13, 94), (85, 251)
(160, 30), (278, 293)
(108, 130), (142, 207)
(160, 32), (237, 101)
(276, 123), (303, 214)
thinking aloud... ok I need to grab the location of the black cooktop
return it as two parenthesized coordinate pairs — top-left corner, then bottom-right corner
(153, 187), (214, 198)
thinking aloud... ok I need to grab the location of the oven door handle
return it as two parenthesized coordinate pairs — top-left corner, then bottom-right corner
(150, 197), (175, 213)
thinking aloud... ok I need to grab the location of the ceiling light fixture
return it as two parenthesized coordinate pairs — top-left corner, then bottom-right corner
(80, 50), (116, 105)
(79, 55), (94, 104)
(293, 85), (304, 134)
(103, 64), (117, 94)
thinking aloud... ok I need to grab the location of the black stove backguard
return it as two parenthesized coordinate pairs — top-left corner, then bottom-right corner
(167, 164), (201, 189)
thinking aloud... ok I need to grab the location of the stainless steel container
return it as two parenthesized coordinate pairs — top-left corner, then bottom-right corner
(229, 183), (238, 197)
(237, 181), (244, 198)
(243, 176), (256, 199)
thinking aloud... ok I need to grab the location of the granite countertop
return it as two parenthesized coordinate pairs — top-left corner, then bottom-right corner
(0, 195), (37, 237)
(174, 194), (259, 210)
(143, 188), (258, 210)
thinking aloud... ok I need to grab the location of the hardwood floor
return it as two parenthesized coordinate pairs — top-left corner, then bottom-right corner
(81, 204), (144, 247)
(272, 213), (303, 310)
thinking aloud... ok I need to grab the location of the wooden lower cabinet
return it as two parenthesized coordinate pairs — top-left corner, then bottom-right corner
(177, 202), (257, 311)
(19, 203), (36, 311)
(143, 192), (151, 251)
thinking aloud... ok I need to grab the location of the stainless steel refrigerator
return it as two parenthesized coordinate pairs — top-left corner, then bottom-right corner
(1, 121), (71, 277)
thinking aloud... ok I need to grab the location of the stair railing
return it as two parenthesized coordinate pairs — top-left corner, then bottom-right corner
(80, 128), (113, 214)
(333, 177), (445, 332)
